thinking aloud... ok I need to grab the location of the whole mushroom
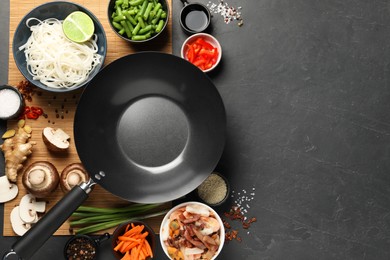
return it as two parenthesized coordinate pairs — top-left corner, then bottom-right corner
(60, 163), (89, 192)
(22, 161), (59, 198)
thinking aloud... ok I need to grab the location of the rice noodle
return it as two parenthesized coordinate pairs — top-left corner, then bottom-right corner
(19, 18), (102, 89)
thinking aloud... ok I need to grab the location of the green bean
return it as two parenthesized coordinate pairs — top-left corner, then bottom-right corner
(143, 2), (153, 21)
(116, 5), (123, 16)
(152, 2), (161, 14)
(147, 10), (155, 23)
(120, 20), (132, 38)
(126, 20), (134, 32)
(123, 0), (129, 8)
(126, 12), (138, 25)
(137, 0), (148, 18)
(132, 33), (151, 41)
(113, 15), (125, 22)
(155, 19), (164, 33)
(138, 24), (152, 34)
(151, 8), (162, 25)
(137, 16), (146, 29)
(112, 21), (123, 30)
(132, 21), (141, 35)
(129, 0), (144, 6)
(161, 10), (167, 19)
(118, 28), (125, 35)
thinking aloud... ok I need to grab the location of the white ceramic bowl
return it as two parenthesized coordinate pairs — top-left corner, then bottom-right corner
(160, 201), (225, 260)
(181, 33), (222, 73)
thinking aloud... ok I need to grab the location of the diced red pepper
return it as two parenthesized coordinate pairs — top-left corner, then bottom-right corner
(195, 38), (214, 50)
(186, 44), (195, 63)
(185, 37), (219, 71)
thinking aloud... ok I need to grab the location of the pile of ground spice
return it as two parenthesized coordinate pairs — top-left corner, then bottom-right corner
(65, 237), (96, 260)
(197, 172), (228, 205)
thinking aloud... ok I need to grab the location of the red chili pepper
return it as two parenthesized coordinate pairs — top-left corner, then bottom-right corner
(24, 106), (31, 114)
(31, 106), (43, 116)
(26, 111), (39, 119)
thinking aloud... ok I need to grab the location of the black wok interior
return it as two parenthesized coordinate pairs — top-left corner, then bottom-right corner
(74, 52), (226, 203)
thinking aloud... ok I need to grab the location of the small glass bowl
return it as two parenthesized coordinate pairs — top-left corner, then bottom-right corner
(0, 85), (24, 120)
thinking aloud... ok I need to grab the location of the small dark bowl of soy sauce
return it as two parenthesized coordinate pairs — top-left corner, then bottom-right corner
(179, 0), (211, 34)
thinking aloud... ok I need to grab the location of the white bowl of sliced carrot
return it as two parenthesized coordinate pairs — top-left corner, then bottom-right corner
(111, 220), (155, 260)
(160, 201), (225, 260)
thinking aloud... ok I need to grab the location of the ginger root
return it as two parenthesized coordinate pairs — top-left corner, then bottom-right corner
(0, 120), (36, 182)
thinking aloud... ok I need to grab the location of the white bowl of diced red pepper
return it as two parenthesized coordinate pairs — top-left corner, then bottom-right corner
(181, 33), (222, 73)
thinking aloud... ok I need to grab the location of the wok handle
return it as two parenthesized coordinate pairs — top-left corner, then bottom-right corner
(6, 184), (92, 260)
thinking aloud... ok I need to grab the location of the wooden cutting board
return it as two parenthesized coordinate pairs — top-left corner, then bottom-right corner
(4, 0), (172, 236)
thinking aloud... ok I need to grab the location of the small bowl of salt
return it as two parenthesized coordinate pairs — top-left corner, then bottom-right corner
(0, 85), (24, 120)
(196, 171), (230, 207)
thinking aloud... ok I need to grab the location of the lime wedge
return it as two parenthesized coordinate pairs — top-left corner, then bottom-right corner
(63, 11), (95, 43)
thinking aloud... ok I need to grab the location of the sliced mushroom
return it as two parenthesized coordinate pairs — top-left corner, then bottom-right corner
(60, 163), (89, 192)
(0, 175), (18, 203)
(10, 206), (32, 236)
(19, 193), (46, 223)
(22, 161), (59, 198)
(42, 127), (70, 152)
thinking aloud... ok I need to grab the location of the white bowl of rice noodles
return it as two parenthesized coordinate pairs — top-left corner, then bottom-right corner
(12, 1), (107, 92)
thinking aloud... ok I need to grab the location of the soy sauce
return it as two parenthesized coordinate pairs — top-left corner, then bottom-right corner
(184, 10), (208, 32)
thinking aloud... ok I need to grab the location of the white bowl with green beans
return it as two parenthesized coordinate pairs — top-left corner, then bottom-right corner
(108, 0), (169, 42)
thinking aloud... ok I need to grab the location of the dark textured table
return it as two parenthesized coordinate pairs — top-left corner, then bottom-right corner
(2, 0), (390, 259)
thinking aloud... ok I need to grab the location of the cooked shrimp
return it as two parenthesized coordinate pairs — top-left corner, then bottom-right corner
(186, 204), (210, 217)
(198, 216), (220, 235)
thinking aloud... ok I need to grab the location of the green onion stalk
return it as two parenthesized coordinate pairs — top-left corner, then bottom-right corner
(69, 203), (168, 235)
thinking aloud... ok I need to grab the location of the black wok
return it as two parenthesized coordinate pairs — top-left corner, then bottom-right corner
(3, 52), (226, 259)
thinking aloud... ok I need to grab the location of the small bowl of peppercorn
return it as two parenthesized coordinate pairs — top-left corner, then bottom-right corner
(196, 172), (230, 207)
(64, 233), (110, 260)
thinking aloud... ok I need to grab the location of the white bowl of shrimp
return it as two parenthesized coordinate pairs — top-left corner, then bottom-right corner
(160, 201), (225, 260)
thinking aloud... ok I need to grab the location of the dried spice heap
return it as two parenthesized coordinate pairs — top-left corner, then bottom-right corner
(207, 0), (244, 26)
(65, 236), (96, 260)
(16, 80), (41, 102)
(223, 187), (257, 242)
(223, 205), (257, 242)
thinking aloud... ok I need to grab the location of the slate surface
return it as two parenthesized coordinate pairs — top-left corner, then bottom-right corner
(2, 0), (390, 259)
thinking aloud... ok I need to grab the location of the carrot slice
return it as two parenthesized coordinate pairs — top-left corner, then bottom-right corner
(114, 240), (124, 251)
(118, 236), (141, 242)
(144, 239), (153, 257)
(121, 250), (131, 260)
